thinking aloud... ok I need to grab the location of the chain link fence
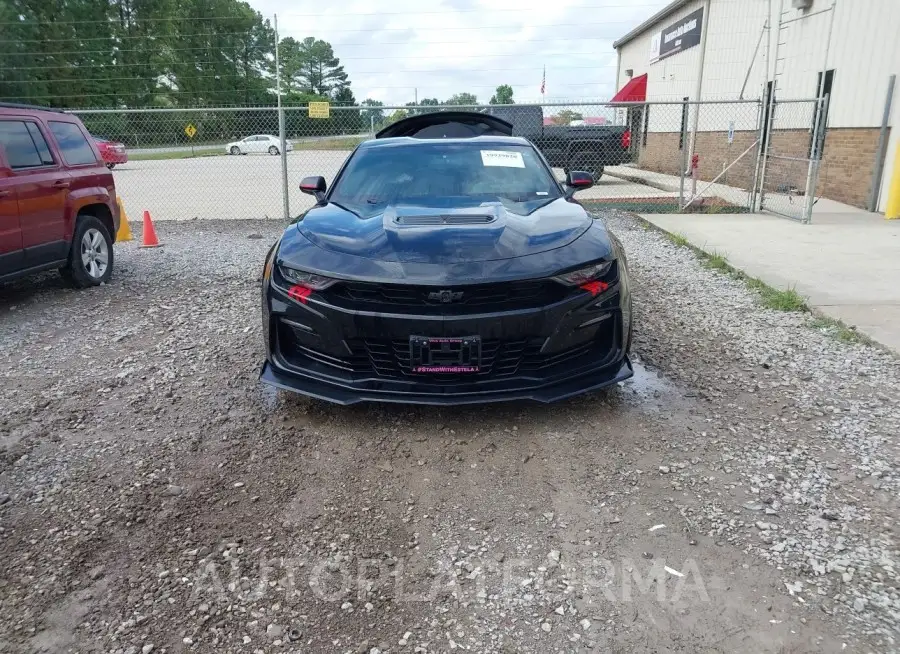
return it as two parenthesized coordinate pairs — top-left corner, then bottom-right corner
(758, 97), (826, 221)
(71, 98), (824, 223)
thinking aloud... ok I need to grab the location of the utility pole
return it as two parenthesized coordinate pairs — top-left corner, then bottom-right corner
(414, 88), (418, 105)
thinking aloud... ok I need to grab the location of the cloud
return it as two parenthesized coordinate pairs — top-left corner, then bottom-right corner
(255, 0), (670, 105)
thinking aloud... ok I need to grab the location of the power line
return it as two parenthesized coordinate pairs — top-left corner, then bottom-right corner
(1, 42), (622, 59)
(3, 81), (613, 100)
(5, 77), (612, 88)
(4, 32), (269, 44)
(0, 3), (668, 26)
(1, 19), (663, 43)
(2, 61), (616, 73)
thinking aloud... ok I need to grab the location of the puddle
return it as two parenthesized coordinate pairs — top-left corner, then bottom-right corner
(622, 357), (678, 408)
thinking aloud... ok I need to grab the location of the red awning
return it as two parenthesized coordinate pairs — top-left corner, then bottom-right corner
(611, 73), (647, 103)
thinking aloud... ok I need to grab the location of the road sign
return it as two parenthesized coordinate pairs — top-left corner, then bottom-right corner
(184, 124), (197, 139)
(308, 102), (330, 119)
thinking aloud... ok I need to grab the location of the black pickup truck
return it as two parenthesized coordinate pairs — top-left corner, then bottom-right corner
(485, 105), (633, 180)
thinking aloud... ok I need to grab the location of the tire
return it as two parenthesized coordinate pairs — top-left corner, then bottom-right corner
(61, 214), (114, 288)
(106, 163), (115, 170)
(268, 145), (279, 155)
(568, 152), (604, 181)
(230, 146), (240, 155)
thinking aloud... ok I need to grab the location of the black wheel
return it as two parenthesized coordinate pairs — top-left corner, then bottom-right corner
(230, 146), (240, 155)
(106, 163), (115, 170)
(268, 145), (279, 155)
(61, 214), (114, 288)
(568, 152), (604, 181)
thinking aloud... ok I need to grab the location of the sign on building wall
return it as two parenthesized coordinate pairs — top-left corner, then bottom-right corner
(650, 7), (704, 64)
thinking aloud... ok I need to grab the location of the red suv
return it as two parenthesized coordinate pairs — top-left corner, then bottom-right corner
(0, 103), (120, 287)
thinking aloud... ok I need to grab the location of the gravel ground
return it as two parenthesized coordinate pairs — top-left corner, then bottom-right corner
(1, 212), (898, 654)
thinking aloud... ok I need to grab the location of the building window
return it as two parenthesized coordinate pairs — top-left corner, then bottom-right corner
(809, 69), (835, 159)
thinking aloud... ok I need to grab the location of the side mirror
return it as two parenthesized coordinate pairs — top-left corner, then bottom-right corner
(565, 170), (594, 195)
(300, 176), (327, 202)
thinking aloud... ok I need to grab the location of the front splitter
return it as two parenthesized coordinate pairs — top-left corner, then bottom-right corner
(259, 357), (633, 406)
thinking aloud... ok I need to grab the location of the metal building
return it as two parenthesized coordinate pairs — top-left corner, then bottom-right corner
(612, 0), (899, 213)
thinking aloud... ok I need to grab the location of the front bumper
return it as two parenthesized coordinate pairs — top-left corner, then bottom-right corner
(261, 265), (632, 406)
(261, 356), (632, 405)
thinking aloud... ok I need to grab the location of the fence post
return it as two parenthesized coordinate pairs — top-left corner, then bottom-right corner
(802, 93), (829, 224)
(749, 98), (764, 211)
(275, 14), (290, 221)
(757, 88), (776, 214)
(679, 98), (689, 208)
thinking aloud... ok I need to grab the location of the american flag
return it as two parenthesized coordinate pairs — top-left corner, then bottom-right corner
(540, 66), (546, 95)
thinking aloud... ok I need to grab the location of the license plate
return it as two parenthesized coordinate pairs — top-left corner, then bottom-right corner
(410, 336), (481, 373)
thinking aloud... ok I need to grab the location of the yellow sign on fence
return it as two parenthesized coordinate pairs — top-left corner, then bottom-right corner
(308, 102), (330, 119)
(184, 124), (197, 139)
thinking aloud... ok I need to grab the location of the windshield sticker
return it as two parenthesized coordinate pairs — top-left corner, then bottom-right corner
(536, 191), (549, 195)
(481, 150), (525, 168)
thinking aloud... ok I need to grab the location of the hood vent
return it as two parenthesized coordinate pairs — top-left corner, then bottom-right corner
(394, 214), (496, 226)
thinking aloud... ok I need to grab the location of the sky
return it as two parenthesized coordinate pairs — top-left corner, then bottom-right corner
(249, 0), (671, 106)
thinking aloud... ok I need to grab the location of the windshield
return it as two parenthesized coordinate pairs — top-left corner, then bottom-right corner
(329, 142), (561, 217)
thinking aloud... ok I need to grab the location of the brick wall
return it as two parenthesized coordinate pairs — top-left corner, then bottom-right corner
(817, 128), (886, 208)
(637, 127), (888, 209)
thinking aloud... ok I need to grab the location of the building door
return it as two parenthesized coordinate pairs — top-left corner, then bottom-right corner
(810, 70), (835, 159)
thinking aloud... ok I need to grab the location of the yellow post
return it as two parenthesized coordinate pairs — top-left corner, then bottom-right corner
(887, 142), (900, 220)
(116, 196), (133, 241)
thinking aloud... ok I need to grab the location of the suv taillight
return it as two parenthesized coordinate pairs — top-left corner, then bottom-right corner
(621, 130), (632, 149)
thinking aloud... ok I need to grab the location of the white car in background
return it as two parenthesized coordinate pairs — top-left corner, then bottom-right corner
(225, 134), (293, 156)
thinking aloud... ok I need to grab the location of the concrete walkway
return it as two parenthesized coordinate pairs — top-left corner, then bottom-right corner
(641, 205), (900, 353)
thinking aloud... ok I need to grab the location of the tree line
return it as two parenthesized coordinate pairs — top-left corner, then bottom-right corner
(0, 0), (523, 145)
(0, 0), (369, 109)
(0, 0), (519, 112)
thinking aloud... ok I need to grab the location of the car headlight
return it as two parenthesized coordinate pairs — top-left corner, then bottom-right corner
(552, 260), (613, 286)
(278, 265), (338, 290)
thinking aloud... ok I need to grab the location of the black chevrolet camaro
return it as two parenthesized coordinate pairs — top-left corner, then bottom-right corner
(260, 112), (633, 405)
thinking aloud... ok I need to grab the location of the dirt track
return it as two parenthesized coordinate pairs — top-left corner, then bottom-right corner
(1, 213), (898, 654)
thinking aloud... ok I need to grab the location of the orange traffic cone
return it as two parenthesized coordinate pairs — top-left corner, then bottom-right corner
(139, 210), (162, 248)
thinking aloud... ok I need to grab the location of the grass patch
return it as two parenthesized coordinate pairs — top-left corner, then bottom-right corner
(291, 136), (366, 150)
(809, 316), (868, 345)
(130, 148), (223, 161)
(128, 136), (365, 162)
(668, 237), (809, 312)
(702, 250), (730, 273)
(756, 285), (807, 311)
(667, 231), (691, 248)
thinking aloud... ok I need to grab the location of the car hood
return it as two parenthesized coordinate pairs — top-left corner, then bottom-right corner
(294, 199), (592, 264)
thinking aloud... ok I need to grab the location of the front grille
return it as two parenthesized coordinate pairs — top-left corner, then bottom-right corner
(277, 318), (618, 385)
(326, 279), (570, 311)
(357, 339), (529, 381)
